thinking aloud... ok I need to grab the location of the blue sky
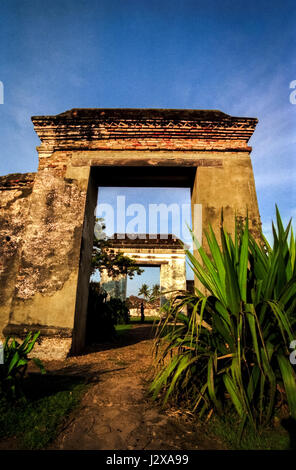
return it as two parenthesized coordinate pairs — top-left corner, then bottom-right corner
(96, 187), (192, 295)
(1, 0), (295, 294)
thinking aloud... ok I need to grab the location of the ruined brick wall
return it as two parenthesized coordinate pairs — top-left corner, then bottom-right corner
(0, 173), (35, 336)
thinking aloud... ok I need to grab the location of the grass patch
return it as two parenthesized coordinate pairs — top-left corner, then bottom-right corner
(130, 316), (160, 324)
(0, 372), (88, 449)
(203, 411), (294, 450)
(115, 324), (132, 336)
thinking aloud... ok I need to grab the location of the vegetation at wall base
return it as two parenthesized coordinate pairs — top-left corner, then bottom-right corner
(0, 331), (45, 401)
(0, 332), (87, 450)
(150, 207), (296, 446)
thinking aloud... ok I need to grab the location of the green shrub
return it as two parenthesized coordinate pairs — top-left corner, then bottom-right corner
(151, 207), (296, 439)
(86, 282), (130, 343)
(108, 297), (130, 325)
(86, 283), (115, 342)
(0, 331), (45, 400)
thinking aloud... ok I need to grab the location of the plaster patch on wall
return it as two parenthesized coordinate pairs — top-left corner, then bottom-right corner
(14, 170), (88, 300)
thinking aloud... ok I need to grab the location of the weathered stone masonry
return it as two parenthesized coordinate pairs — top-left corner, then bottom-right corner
(0, 108), (261, 359)
(0, 173), (35, 337)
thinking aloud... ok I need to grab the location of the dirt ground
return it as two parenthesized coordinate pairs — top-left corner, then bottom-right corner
(1, 324), (225, 450)
(43, 324), (224, 450)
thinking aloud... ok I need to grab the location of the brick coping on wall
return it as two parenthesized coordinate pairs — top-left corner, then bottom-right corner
(31, 108), (258, 157)
(105, 233), (188, 250)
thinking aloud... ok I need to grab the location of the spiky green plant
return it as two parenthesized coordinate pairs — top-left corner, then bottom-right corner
(0, 331), (45, 400)
(150, 207), (296, 437)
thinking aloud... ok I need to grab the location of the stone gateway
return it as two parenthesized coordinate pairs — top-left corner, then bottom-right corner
(100, 233), (187, 305)
(0, 109), (261, 359)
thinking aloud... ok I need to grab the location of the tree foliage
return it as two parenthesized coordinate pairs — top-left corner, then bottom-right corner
(138, 283), (161, 301)
(138, 283), (151, 299)
(151, 284), (161, 299)
(91, 218), (144, 279)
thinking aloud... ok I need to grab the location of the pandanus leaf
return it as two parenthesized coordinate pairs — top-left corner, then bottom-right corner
(277, 354), (296, 420)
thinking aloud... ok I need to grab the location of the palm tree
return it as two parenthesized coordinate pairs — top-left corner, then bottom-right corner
(151, 284), (161, 299)
(138, 284), (150, 300)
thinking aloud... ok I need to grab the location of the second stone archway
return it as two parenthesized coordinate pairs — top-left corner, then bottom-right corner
(100, 233), (187, 307)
